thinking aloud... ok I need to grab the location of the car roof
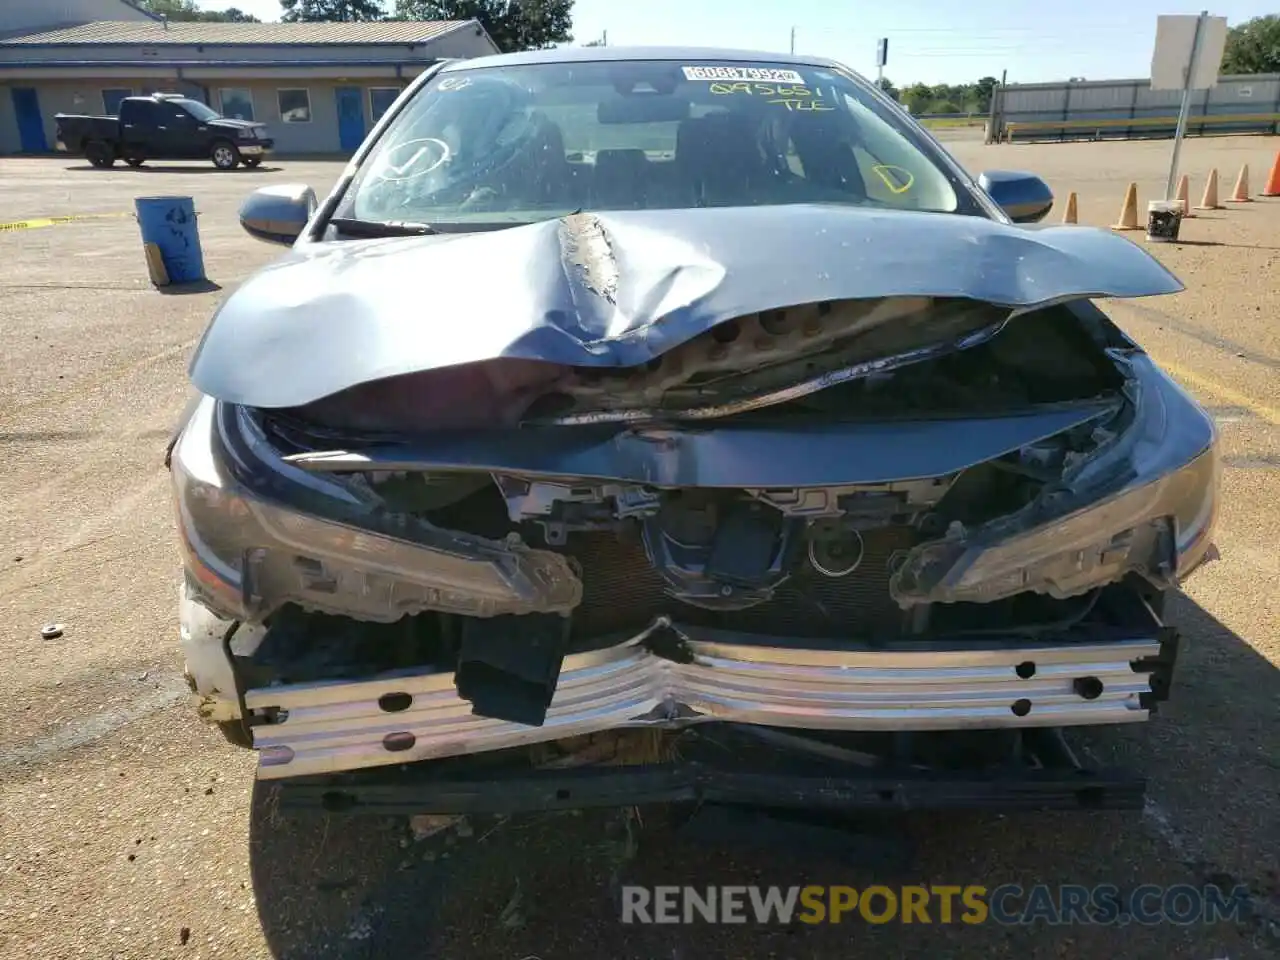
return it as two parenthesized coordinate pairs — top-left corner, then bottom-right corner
(440, 45), (844, 73)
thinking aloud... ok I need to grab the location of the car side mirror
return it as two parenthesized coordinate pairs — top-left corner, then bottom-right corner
(239, 184), (317, 245)
(978, 170), (1054, 223)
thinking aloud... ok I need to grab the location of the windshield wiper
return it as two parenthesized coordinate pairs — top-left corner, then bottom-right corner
(328, 217), (438, 238)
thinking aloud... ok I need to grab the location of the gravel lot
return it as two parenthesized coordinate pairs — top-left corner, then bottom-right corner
(2, 135), (1279, 960)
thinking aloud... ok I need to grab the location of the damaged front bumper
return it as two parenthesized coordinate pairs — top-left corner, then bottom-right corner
(251, 622), (1177, 781)
(179, 586), (1178, 781)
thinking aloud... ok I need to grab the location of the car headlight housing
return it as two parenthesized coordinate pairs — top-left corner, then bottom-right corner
(892, 351), (1218, 606)
(169, 398), (581, 624)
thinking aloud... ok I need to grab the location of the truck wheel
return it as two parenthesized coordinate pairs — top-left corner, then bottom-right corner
(242, 157), (263, 168)
(85, 141), (115, 168)
(211, 140), (241, 170)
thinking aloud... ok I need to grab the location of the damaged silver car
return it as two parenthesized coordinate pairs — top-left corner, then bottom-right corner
(170, 47), (1218, 814)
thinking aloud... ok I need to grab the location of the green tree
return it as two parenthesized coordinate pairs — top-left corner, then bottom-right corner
(280, 0), (385, 21)
(1221, 14), (1280, 74)
(932, 83), (961, 106)
(875, 76), (898, 100)
(139, 0), (261, 19)
(139, 0), (200, 17)
(973, 76), (999, 112)
(395, 0), (572, 51)
(901, 82), (933, 115)
(212, 7), (260, 20)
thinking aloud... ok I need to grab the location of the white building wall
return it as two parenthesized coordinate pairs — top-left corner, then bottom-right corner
(219, 79), (352, 154)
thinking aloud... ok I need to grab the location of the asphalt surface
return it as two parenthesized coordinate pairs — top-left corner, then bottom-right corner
(1, 137), (1279, 960)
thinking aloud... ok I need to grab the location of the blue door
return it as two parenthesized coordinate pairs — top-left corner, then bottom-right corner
(335, 87), (364, 152)
(11, 87), (48, 153)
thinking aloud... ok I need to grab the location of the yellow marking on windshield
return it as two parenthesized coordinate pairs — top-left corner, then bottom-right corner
(705, 81), (836, 112)
(871, 165), (915, 194)
(767, 99), (836, 112)
(710, 82), (815, 98)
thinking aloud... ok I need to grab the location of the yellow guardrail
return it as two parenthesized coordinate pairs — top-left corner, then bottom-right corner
(1004, 112), (1280, 143)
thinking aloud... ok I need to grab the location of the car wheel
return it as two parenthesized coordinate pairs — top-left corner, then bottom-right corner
(85, 141), (115, 168)
(242, 157), (263, 168)
(211, 140), (241, 170)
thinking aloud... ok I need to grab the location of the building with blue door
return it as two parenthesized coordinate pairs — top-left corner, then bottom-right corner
(0, 0), (499, 156)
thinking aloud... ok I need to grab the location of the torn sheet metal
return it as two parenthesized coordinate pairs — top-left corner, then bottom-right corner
(280, 400), (1119, 486)
(542, 315), (1012, 424)
(189, 205), (1182, 409)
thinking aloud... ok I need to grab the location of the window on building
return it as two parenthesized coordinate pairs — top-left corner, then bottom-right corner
(219, 88), (255, 121)
(277, 88), (312, 123)
(102, 88), (132, 115)
(369, 87), (401, 123)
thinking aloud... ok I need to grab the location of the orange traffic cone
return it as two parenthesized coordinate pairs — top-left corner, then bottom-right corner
(1062, 191), (1078, 224)
(1227, 164), (1252, 202)
(1262, 150), (1280, 197)
(1196, 168), (1223, 210)
(1112, 182), (1140, 230)
(1175, 174), (1194, 217)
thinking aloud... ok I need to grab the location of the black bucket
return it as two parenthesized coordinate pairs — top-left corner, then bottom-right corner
(1146, 200), (1183, 243)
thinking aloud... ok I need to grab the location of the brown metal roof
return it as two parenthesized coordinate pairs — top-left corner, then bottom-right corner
(1, 20), (472, 46)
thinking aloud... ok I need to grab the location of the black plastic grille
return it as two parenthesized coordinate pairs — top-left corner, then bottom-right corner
(561, 526), (916, 641)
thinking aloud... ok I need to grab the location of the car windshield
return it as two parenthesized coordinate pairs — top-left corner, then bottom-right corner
(177, 99), (221, 123)
(343, 59), (965, 227)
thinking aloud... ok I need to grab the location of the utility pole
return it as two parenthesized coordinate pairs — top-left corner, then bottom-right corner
(986, 68), (1007, 144)
(790, 26), (796, 54)
(1166, 10), (1207, 201)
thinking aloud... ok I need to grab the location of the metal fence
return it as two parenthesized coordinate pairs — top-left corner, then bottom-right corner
(987, 74), (1280, 143)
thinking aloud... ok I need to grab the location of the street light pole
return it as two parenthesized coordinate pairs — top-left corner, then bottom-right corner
(1166, 10), (1208, 202)
(790, 26), (796, 54)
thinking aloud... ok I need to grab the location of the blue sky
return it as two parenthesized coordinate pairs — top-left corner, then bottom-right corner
(196, 1), (1275, 84)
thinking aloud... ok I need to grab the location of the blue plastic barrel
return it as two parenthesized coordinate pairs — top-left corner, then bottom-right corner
(134, 196), (205, 284)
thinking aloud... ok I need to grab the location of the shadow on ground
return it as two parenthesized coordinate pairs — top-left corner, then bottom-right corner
(62, 164), (283, 174)
(248, 594), (1279, 960)
(157, 279), (222, 296)
(1173, 239), (1280, 251)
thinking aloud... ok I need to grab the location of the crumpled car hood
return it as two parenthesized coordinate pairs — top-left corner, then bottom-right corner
(189, 205), (1182, 409)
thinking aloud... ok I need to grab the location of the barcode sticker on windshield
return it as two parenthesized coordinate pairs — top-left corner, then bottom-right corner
(682, 66), (805, 84)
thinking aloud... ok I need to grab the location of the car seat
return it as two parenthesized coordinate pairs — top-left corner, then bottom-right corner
(675, 112), (766, 206)
(592, 148), (650, 208)
(788, 112), (868, 201)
